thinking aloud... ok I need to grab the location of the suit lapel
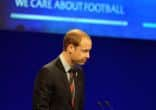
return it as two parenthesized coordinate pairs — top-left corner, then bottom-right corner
(55, 57), (83, 110)
(74, 71), (81, 110)
(55, 58), (72, 103)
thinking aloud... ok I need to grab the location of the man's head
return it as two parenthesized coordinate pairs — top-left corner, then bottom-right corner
(63, 29), (92, 66)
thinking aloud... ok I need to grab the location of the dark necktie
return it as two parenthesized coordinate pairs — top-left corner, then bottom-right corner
(68, 69), (75, 109)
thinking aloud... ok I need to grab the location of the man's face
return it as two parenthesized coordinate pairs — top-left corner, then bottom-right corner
(71, 38), (92, 65)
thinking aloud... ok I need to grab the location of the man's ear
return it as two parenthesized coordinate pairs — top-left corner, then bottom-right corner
(67, 44), (74, 54)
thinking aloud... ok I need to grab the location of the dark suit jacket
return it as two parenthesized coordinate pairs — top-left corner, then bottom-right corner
(33, 57), (84, 110)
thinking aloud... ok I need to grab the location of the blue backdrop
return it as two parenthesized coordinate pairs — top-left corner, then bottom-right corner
(0, 30), (156, 110)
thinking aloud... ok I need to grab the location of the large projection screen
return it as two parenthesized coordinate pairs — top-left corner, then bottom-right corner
(0, 0), (156, 40)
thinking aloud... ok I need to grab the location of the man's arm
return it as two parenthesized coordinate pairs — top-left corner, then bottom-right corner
(32, 68), (53, 110)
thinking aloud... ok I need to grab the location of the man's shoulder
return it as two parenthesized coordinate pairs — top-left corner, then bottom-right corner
(43, 57), (59, 69)
(42, 57), (65, 73)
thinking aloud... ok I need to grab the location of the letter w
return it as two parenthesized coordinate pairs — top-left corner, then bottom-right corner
(15, 0), (28, 7)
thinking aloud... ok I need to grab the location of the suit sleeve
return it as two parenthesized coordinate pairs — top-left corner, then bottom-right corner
(32, 68), (54, 110)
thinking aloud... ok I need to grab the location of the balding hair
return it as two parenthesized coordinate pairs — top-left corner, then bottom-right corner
(63, 29), (91, 50)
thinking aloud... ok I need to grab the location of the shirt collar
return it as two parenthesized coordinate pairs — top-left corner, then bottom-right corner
(59, 53), (71, 73)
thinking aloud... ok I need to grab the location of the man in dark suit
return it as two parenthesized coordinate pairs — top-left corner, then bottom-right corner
(33, 29), (92, 110)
